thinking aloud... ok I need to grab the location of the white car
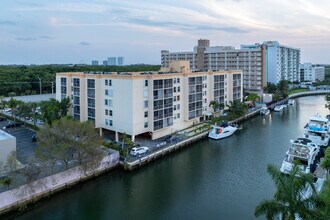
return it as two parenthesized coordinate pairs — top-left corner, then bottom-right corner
(130, 147), (150, 156)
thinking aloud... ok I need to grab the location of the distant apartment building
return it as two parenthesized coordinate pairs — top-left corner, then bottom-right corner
(300, 63), (325, 82)
(162, 39), (300, 94)
(108, 57), (117, 66)
(117, 57), (124, 66)
(91, 60), (99, 66)
(102, 60), (108, 66)
(56, 61), (243, 141)
(263, 41), (300, 84)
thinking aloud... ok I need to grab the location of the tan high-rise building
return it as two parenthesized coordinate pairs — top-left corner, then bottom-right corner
(56, 61), (243, 141)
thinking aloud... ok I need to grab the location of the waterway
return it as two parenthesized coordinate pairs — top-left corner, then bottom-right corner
(11, 96), (329, 220)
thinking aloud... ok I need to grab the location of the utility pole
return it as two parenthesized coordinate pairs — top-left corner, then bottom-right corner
(37, 76), (42, 95)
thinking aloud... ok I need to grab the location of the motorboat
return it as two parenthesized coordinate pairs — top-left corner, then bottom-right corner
(288, 99), (295, 105)
(273, 105), (284, 112)
(280, 138), (320, 175)
(208, 122), (238, 140)
(260, 107), (270, 116)
(304, 114), (330, 147)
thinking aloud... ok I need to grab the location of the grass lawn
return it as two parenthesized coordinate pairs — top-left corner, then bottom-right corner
(288, 88), (308, 95)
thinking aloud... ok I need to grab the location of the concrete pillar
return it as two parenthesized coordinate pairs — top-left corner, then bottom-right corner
(99, 127), (103, 137)
(131, 135), (135, 143)
(115, 131), (119, 142)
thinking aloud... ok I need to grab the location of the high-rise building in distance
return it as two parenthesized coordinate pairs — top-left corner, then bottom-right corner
(117, 57), (124, 66)
(91, 60), (99, 66)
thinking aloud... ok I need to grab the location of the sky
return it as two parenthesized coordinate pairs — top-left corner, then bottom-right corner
(1, 0), (330, 65)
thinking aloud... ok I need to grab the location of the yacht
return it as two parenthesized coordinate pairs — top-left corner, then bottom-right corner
(288, 99), (295, 105)
(260, 107), (270, 116)
(208, 122), (238, 140)
(304, 114), (330, 147)
(273, 105), (284, 112)
(280, 138), (320, 175)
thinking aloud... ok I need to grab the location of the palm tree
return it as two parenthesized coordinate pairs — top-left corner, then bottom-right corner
(225, 100), (247, 120)
(255, 164), (320, 220)
(209, 101), (224, 116)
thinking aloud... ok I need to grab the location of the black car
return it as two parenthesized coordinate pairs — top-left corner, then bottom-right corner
(0, 117), (6, 121)
(5, 121), (22, 129)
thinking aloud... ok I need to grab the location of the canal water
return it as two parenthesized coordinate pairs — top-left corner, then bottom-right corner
(13, 96), (329, 220)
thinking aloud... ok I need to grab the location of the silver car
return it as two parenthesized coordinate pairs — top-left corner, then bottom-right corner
(130, 147), (150, 156)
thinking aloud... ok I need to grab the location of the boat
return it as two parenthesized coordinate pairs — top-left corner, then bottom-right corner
(280, 138), (320, 175)
(273, 105), (284, 112)
(208, 122), (238, 140)
(288, 99), (295, 105)
(260, 107), (270, 116)
(304, 114), (330, 147)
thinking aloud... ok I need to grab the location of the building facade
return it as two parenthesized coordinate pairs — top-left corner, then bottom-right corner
(161, 39), (300, 94)
(263, 41), (300, 84)
(56, 61), (243, 140)
(300, 63), (325, 82)
(108, 57), (116, 66)
(117, 57), (124, 66)
(91, 60), (99, 66)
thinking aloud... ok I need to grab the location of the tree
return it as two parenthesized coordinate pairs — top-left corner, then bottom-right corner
(6, 151), (18, 173)
(264, 83), (277, 94)
(246, 93), (260, 102)
(40, 98), (71, 125)
(321, 147), (330, 171)
(277, 80), (289, 98)
(225, 100), (247, 120)
(209, 101), (224, 114)
(8, 98), (20, 118)
(325, 94), (330, 110)
(255, 164), (320, 219)
(36, 117), (104, 170)
(0, 177), (12, 189)
(314, 180), (330, 219)
(17, 102), (32, 127)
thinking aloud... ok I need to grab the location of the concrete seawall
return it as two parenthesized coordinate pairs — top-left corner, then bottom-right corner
(0, 153), (119, 216)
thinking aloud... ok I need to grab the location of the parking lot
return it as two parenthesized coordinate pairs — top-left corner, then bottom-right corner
(0, 119), (37, 164)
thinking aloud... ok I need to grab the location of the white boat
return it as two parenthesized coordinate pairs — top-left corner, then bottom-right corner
(273, 105), (284, 112)
(288, 99), (295, 105)
(304, 114), (330, 147)
(280, 138), (320, 175)
(260, 107), (270, 116)
(208, 122), (238, 140)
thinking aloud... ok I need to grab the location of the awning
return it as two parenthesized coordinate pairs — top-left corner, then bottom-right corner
(203, 111), (213, 116)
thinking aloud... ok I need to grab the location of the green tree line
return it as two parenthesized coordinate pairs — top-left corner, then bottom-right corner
(0, 64), (160, 96)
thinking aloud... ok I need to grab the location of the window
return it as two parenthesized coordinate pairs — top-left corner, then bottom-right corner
(174, 87), (176, 93)
(177, 78), (180, 83)
(177, 113), (180, 119)
(105, 79), (108, 86)
(174, 96), (176, 102)
(109, 80), (112, 86)
(174, 78), (177, 84)
(109, 120), (113, 126)
(174, 105), (176, 111)
(105, 89), (108, 96)
(144, 90), (149, 97)
(177, 104), (180, 110)
(105, 99), (108, 106)
(144, 100), (148, 108)
(109, 99), (113, 107)
(108, 90), (113, 97)
(144, 122), (148, 128)
(73, 78), (80, 87)
(105, 119), (109, 125)
(144, 111), (148, 117)
(105, 109), (108, 115)
(177, 95), (180, 101)
(178, 86), (180, 92)
(145, 80), (148, 87)
(109, 110), (113, 116)
(87, 79), (95, 88)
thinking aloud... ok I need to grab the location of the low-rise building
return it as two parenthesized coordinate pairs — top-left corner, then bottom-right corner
(56, 61), (243, 140)
(300, 63), (325, 82)
(0, 130), (16, 167)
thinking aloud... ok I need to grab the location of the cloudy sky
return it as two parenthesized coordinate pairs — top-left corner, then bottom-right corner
(1, 0), (330, 65)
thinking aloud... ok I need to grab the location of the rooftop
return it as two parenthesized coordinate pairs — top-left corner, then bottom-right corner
(0, 130), (15, 141)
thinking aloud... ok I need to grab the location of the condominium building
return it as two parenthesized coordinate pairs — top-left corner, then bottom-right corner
(263, 41), (300, 84)
(108, 57), (116, 66)
(300, 63), (325, 82)
(117, 57), (124, 66)
(162, 39), (301, 94)
(91, 60), (99, 66)
(56, 61), (243, 141)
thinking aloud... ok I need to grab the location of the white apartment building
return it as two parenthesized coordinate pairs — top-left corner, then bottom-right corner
(108, 57), (116, 66)
(300, 63), (325, 82)
(263, 41), (300, 84)
(162, 39), (301, 94)
(56, 61), (243, 141)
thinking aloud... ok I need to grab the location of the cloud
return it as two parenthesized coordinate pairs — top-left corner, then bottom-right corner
(0, 20), (17, 26)
(15, 37), (37, 41)
(80, 41), (90, 46)
(38, 36), (52, 39)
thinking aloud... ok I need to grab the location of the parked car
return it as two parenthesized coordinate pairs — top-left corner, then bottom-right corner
(166, 135), (182, 143)
(4, 121), (22, 129)
(0, 117), (6, 121)
(130, 147), (150, 156)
